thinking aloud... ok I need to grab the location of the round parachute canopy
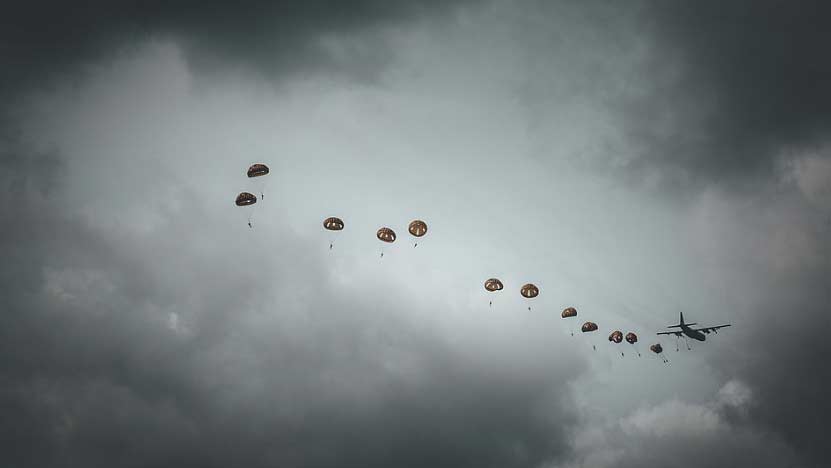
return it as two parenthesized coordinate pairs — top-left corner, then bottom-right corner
(609, 330), (623, 343)
(581, 321), (598, 333)
(247, 164), (270, 178)
(625, 332), (638, 344)
(520, 283), (539, 298)
(377, 227), (396, 243)
(323, 217), (344, 231)
(484, 278), (504, 292)
(235, 192), (257, 206)
(408, 220), (428, 237)
(561, 307), (577, 318)
(650, 343), (664, 354)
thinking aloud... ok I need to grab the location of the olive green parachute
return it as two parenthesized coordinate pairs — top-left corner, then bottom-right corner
(323, 217), (344, 231)
(235, 192), (257, 206)
(377, 227), (396, 243)
(408, 220), (427, 237)
(520, 283), (539, 298)
(561, 307), (577, 318)
(247, 164), (270, 178)
(484, 278), (503, 292)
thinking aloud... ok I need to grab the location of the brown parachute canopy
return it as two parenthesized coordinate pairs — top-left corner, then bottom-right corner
(520, 283), (539, 298)
(235, 192), (257, 206)
(609, 330), (623, 343)
(581, 321), (598, 333)
(247, 164), (270, 178)
(377, 227), (396, 243)
(561, 307), (577, 318)
(408, 220), (428, 237)
(650, 343), (664, 354)
(323, 217), (344, 231)
(625, 332), (638, 344)
(484, 278), (503, 292)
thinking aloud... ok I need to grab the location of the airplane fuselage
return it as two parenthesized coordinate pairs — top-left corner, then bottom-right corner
(680, 325), (706, 341)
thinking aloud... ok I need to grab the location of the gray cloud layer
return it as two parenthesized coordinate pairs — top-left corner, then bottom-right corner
(0, 0), (471, 104)
(2, 2), (831, 468)
(622, 0), (831, 187)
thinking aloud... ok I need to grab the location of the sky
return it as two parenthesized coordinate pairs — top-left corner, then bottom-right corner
(1, 1), (830, 467)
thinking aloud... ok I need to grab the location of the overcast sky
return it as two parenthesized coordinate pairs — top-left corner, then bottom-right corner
(2, 1), (830, 467)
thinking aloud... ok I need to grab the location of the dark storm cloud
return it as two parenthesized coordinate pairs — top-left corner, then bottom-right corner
(616, 0), (831, 187)
(0, 0), (472, 103)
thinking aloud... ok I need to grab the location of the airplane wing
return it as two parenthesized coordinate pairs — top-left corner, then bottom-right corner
(657, 331), (683, 337)
(692, 324), (731, 334)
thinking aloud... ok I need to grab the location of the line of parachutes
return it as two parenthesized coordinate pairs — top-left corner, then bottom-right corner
(235, 162), (670, 363)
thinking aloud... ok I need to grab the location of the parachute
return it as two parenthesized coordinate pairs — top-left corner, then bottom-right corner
(651, 343), (668, 363)
(323, 217), (344, 231)
(235, 192), (258, 228)
(377, 227), (396, 257)
(520, 283), (539, 311)
(484, 278), (503, 307)
(246, 164), (270, 200)
(520, 283), (539, 298)
(408, 220), (427, 247)
(561, 307), (578, 336)
(609, 330), (624, 356)
(247, 164), (270, 178)
(582, 321), (599, 350)
(484, 278), (504, 292)
(561, 307), (577, 318)
(626, 332), (641, 357)
(377, 227), (396, 243)
(323, 217), (344, 250)
(235, 192), (257, 206)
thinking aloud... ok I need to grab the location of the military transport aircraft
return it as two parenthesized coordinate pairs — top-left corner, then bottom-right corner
(657, 312), (731, 345)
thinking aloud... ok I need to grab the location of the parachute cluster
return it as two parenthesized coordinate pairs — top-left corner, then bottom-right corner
(234, 163), (671, 364)
(480, 279), (667, 362)
(236, 163), (271, 228)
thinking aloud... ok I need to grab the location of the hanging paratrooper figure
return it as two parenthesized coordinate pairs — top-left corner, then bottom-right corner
(520, 283), (539, 311)
(408, 220), (427, 248)
(235, 192), (257, 228)
(625, 332), (641, 357)
(323, 217), (344, 250)
(609, 330), (624, 357)
(247, 163), (270, 200)
(484, 278), (504, 307)
(561, 307), (578, 336)
(377, 227), (396, 258)
(582, 321), (599, 350)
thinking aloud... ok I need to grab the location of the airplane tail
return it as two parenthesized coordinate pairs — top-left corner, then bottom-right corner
(667, 312), (697, 328)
